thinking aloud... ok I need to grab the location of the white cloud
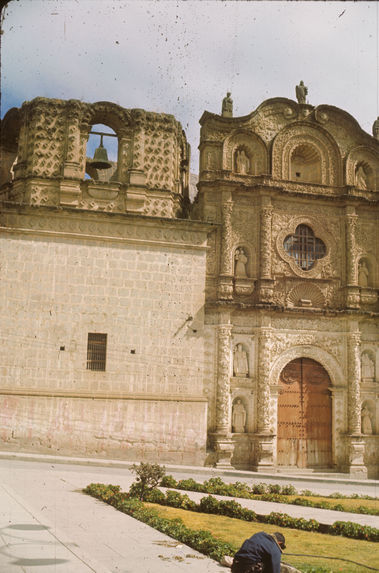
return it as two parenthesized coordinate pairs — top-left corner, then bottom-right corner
(2, 0), (377, 171)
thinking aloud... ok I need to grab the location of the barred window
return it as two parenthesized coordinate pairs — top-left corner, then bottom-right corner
(284, 225), (326, 271)
(87, 333), (107, 371)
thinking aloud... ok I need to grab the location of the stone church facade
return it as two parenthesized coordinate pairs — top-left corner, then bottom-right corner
(1, 92), (378, 477)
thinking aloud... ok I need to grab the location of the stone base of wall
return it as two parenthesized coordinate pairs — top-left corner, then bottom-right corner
(0, 394), (208, 466)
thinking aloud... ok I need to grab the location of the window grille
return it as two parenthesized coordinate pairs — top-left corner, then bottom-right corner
(284, 225), (326, 271)
(87, 333), (107, 371)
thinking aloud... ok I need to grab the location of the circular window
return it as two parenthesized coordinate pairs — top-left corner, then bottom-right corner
(284, 224), (326, 271)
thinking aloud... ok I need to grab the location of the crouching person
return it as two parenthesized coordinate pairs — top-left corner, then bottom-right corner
(231, 531), (286, 573)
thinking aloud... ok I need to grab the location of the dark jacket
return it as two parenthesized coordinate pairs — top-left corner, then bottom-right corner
(232, 532), (282, 573)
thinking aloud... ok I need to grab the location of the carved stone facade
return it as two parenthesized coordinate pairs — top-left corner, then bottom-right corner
(198, 96), (379, 477)
(1, 95), (378, 477)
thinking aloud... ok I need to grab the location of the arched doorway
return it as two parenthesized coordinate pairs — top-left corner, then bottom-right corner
(277, 358), (332, 468)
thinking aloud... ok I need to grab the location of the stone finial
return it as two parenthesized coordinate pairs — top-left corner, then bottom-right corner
(222, 92), (233, 117)
(295, 81), (308, 104)
(373, 117), (379, 140)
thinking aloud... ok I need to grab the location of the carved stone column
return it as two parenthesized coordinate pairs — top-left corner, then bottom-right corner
(255, 326), (274, 470)
(59, 102), (83, 206)
(347, 329), (367, 478)
(218, 195), (234, 300)
(212, 318), (233, 467)
(345, 207), (360, 309)
(258, 197), (274, 303)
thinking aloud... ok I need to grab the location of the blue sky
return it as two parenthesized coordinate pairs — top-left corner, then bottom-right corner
(1, 0), (377, 171)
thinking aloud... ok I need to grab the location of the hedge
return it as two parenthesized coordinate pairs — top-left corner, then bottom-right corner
(159, 475), (379, 516)
(84, 483), (379, 543)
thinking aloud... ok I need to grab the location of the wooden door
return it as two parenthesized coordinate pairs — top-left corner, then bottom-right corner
(277, 358), (332, 468)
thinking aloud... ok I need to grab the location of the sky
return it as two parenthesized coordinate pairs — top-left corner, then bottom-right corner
(1, 0), (378, 172)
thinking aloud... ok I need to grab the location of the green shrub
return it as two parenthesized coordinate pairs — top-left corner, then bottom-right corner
(268, 484), (281, 494)
(265, 512), (319, 532)
(130, 462), (166, 500)
(145, 488), (166, 504)
(251, 483), (267, 494)
(199, 495), (221, 514)
(281, 484), (296, 495)
(330, 520), (379, 542)
(160, 474), (178, 488)
(177, 478), (204, 492)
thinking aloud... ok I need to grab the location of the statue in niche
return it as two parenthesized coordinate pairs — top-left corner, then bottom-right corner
(206, 151), (214, 170)
(232, 399), (247, 433)
(358, 260), (369, 288)
(373, 117), (379, 140)
(355, 165), (368, 190)
(233, 343), (249, 377)
(361, 353), (375, 379)
(296, 81), (308, 104)
(235, 248), (248, 277)
(361, 406), (373, 435)
(222, 92), (233, 117)
(235, 149), (250, 174)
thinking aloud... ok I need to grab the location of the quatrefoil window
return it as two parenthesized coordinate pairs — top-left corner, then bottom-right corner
(284, 224), (326, 271)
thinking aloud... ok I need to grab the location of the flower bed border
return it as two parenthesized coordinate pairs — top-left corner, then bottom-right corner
(84, 483), (379, 543)
(159, 476), (379, 517)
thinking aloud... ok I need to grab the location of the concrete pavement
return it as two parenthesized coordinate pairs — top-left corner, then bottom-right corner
(0, 454), (378, 572)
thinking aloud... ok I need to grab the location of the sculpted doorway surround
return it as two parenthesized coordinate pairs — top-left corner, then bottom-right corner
(277, 358), (332, 468)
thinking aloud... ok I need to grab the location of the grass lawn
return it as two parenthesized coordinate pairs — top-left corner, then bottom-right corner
(146, 502), (379, 573)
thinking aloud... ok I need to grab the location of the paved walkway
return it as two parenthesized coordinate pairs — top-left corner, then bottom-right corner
(0, 454), (378, 572)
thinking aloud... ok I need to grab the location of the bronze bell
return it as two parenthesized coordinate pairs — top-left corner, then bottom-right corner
(91, 135), (112, 170)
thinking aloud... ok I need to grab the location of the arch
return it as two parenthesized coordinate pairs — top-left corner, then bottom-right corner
(272, 123), (342, 186)
(346, 146), (379, 191)
(81, 102), (133, 185)
(223, 130), (268, 175)
(270, 345), (343, 388)
(277, 357), (332, 468)
(0, 107), (21, 186)
(290, 142), (321, 183)
(85, 123), (118, 182)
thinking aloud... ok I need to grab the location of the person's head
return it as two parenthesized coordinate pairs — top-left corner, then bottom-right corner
(274, 532), (286, 550)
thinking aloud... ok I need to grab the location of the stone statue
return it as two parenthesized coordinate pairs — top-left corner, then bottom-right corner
(373, 117), (379, 140)
(232, 399), (246, 433)
(296, 81), (308, 104)
(235, 149), (250, 174)
(358, 260), (369, 288)
(355, 165), (368, 190)
(361, 353), (375, 379)
(361, 406), (373, 434)
(233, 343), (249, 377)
(235, 248), (248, 277)
(222, 92), (233, 118)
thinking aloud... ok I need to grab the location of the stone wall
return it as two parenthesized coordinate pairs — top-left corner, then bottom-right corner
(0, 205), (211, 463)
